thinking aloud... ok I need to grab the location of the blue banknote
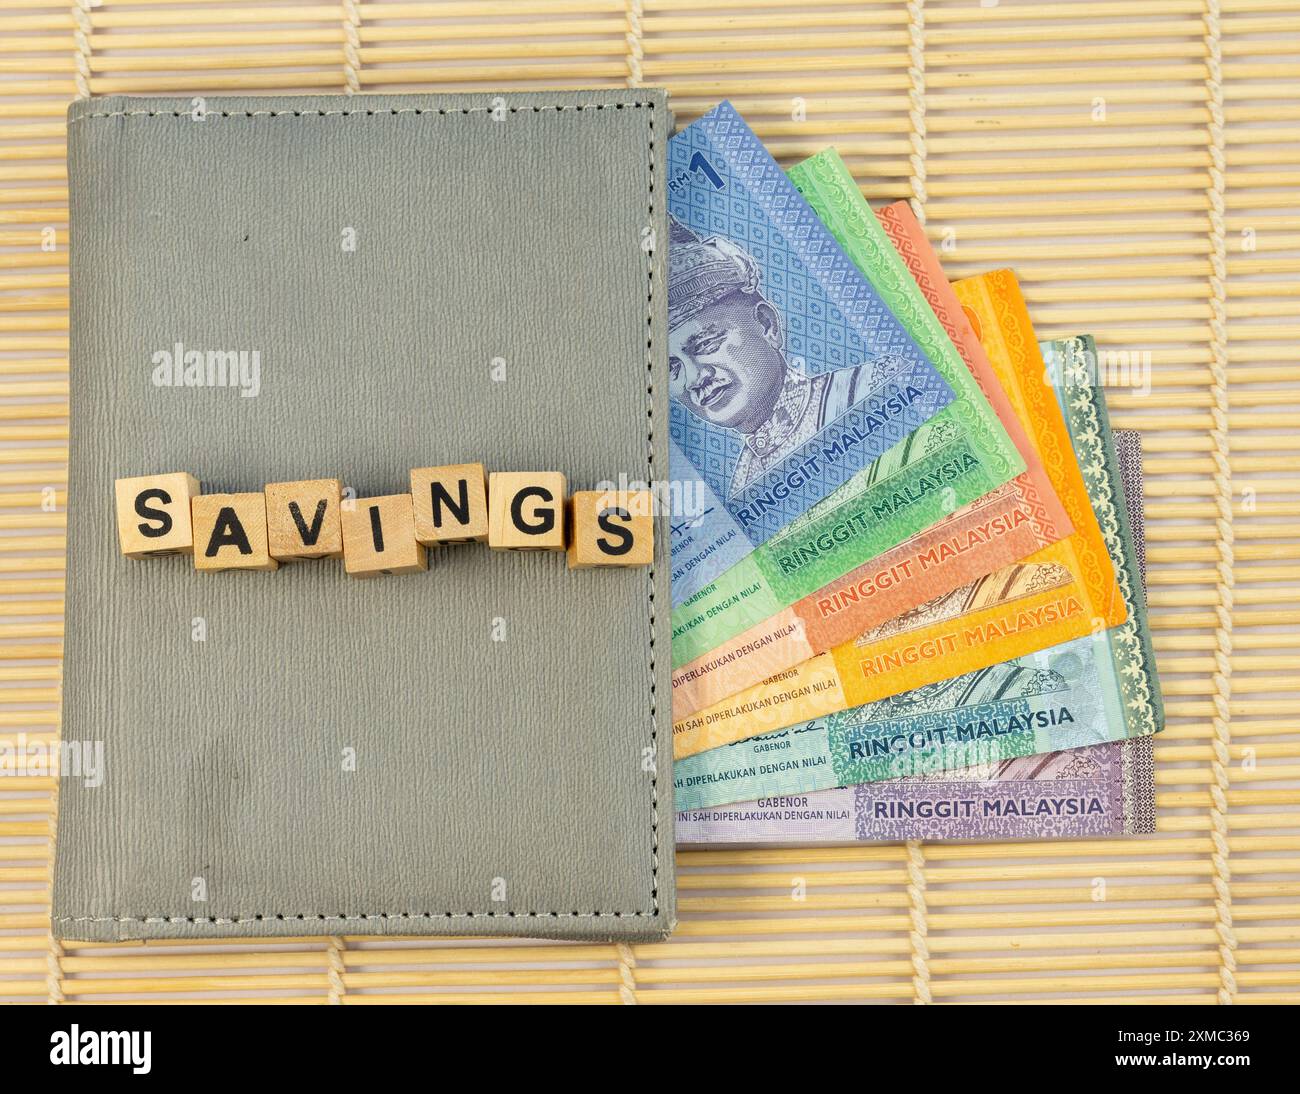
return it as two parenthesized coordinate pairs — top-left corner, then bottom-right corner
(667, 102), (954, 606)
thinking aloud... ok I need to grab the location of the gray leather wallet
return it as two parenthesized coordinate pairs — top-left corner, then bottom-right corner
(54, 91), (674, 941)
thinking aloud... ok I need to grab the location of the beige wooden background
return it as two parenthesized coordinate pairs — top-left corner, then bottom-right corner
(1, 0), (1297, 1003)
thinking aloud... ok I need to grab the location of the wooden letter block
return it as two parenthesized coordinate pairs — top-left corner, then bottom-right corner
(567, 490), (655, 569)
(191, 492), (278, 572)
(341, 493), (428, 578)
(114, 472), (201, 558)
(487, 472), (567, 552)
(265, 478), (344, 560)
(410, 463), (488, 546)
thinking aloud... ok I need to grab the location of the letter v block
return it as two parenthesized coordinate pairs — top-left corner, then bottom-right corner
(115, 472), (201, 558)
(192, 492), (278, 572)
(410, 463), (488, 545)
(488, 472), (567, 551)
(265, 478), (344, 560)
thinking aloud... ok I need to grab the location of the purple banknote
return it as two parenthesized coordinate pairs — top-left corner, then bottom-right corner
(677, 428), (1154, 843)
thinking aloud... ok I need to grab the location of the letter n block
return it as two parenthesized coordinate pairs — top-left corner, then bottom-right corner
(265, 478), (344, 560)
(410, 463), (488, 545)
(568, 490), (654, 569)
(341, 493), (427, 578)
(114, 472), (201, 558)
(487, 472), (566, 551)
(192, 493), (278, 572)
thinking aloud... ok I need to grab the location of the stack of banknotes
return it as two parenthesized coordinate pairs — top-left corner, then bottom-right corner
(667, 103), (1165, 845)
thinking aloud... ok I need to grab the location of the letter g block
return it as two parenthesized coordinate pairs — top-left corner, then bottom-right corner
(488, 472), (567, 552)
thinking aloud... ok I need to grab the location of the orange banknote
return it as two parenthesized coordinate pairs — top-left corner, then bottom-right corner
(672, 269), (1127, 759)
(671, 191), (1074, 719)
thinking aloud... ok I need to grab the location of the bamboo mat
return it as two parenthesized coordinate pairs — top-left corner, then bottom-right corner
(1, 0), (1298, 1005)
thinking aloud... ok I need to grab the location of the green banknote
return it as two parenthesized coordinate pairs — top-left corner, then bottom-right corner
(670, 150), (1024, 668)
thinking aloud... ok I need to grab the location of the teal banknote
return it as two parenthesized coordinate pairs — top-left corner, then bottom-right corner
(672, 336), (1164, 812)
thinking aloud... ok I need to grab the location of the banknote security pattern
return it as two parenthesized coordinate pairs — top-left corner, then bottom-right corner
(114, 464), (655, 576)
(732, 381), (929, 529)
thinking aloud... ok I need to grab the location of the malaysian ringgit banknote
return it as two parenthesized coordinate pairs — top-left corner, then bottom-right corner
(676, 428), (1155, 842)
(671, 154), (1073, 719)
(666, 102), (953, 607)
(672, 335), (1164, 812)
(668, 104), (1024, 644)
(672, 271), (1127, 758)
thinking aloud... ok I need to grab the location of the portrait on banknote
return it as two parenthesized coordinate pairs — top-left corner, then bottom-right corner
(668, 215), (905, 500)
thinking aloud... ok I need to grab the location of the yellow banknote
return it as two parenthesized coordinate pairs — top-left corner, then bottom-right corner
(672, 269), (1127, 759)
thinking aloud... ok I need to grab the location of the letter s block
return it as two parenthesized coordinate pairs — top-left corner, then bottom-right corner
(114, 472), (201, 558)
(488, 472), (567, 552)
(567, 490), (654, 569)
(265, 478), (344, 561)
(341, 493), (428, 578)
(192, 492), (278, 572)
(410, 463), (488, 545)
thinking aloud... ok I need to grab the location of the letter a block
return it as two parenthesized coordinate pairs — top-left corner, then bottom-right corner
(341, 493), (428, 578)
(488, 472), (567, 551)
(114, 472), (201, 558)
(265, 478), (344, 560)
(410, 463), (488, 545)
(192, 493), (278, 572)
(567, 491), (654, 569)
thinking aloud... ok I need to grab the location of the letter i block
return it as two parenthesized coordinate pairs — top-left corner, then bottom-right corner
(410, 463), (489, 545)
(341, 493), (428, 578)
(114, 472), (201, 558)
(191, 493), (278, 572)
(265, 478), (344, 561)
(567, 490), (654, 569)
(487, 472), (567, 551)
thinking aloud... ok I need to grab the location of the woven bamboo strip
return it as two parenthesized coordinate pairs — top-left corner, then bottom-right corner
(0, 0), (1295, 1005)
